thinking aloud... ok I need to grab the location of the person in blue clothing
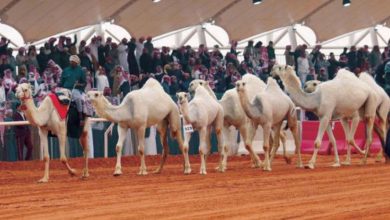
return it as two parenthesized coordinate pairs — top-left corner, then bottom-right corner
(58, 55), (87, 127)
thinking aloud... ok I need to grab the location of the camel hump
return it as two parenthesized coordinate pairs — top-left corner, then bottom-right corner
(242, 74), (265, 86)
(194, 86), (211, 98)
(335, 69), (358, 80)
(142, 78), (163, 90)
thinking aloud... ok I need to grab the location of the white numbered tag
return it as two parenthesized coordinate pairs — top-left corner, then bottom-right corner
(184, 124), (194, 133)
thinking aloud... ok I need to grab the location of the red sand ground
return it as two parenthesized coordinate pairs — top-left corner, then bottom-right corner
(1, 154), (390, 219)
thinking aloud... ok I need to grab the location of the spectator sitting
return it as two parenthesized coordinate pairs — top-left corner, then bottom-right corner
(161, 75), (170, 94)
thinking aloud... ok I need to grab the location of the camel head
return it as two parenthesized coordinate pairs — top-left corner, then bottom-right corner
(271, 64), (294, 79)
(15, 83), (33, 101)
(235, 80), (247, 93)
(86, 90), (104, 106)
(303, 80), (321, 93)
(188, 79), (208, 93)
(176, 92), (190, 105)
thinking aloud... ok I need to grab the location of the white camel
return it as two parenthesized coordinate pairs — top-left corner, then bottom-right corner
(87, 78), (190, 175)
(304, 75), (390, 163)
(188, 76), (290, 168)
(15, 83), (90, 183)
(236, 77), (302, 171)
(272, 65), (377, 169)
(176, 86), (226, 174)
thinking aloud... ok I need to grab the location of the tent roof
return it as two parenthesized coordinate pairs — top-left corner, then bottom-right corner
(1, 0), (389, 43)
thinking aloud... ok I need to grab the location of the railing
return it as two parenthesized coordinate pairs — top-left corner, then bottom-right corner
(0, 118), (112, 159)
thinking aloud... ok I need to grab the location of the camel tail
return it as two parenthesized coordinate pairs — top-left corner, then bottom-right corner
(168, 108), (185, 152)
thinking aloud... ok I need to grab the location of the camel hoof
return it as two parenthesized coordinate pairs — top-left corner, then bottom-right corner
(81, 170), (89, 179)
(296, 163), (304, 168)
(375, 154), (383, 162)
(252, 161), (262, 168)
(137, 170), (148, 176)
(113, 170), (122, 176)
(304, 163), (315, 169)
(199, 169), (207, 175)
(263, 167), (272, 172)
(331, 162), (341, 168)
(68, 169), (77, 176)
(284, 156), (292, 164)
(184, 167), (192, 175)
(37, 178), (49, 183)
(359, 159), (367, 165)
(153, 168), (162, 174)
(342, 161), (351, 166)
(216, 166), (226, 173)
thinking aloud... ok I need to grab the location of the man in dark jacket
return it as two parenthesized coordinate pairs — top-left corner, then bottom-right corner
(13, 102), (33, 160)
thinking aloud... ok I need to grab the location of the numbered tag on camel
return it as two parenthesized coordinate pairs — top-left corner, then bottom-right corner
(184, 124), (194, 133)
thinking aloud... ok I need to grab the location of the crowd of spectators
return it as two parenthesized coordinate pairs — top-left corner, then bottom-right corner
(1, 34), (390, 160)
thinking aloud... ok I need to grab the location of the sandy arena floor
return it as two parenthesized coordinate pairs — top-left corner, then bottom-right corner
(1, 154), (390, 219)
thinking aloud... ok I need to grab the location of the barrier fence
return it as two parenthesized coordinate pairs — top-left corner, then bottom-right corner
(0, 108), (382, 162)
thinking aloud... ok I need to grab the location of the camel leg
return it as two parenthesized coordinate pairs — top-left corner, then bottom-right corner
(215, 112), (227, 173)
(199, 127), (208, 175)
(361, 117), (375, 165)
(154, 120), (168, 174)
(306, 116), (331, 169)
(280, 130), (291, 164)
(262, 124), (272, 171)
(341, 117), (361, 165)
(183, 131), (192, 174)
(289, 121), (303, 168)
(373, 121), (385, 162)
(137, 126), (148, 175)
(113, 125), (127, 176)
(326, 124), (340, 167)
(79, 130), (89, 178)
(58, 126), (76, 176)
(240, 123), (261, 168)
(206, 127), (212, 156)
(38, 129), (50, 183)
(270, 124), (283, 164)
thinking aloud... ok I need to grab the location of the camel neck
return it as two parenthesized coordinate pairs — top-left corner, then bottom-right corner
(95, 97), (124, 123)
(281, 72), (318, 111)
(179, 101), (192, 124)
(237, 89), (261, 120)
(23, 98), (43, 126)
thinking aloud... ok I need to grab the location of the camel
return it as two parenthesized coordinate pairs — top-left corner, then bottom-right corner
(236, 77), (302, 171)
(188, 76), (290, 169)
(15, 83), (90, 183)
(272, 65), (377, 169)
(304, 75), (390, 164)
(176, 86), (226, 174)
(87, 78), (190, 175)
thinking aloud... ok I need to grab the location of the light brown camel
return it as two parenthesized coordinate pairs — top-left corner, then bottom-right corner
(236, 77), (302, 171)
(15, 83), (90, 183)
(87, 78), (190, 175)
(272, 65), (377, 169)
(176, 86), (226, 174)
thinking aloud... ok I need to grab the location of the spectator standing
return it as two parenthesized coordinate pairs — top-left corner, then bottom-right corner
(0, 37), (10, 56)
(13, 102), (33, 161)
(144, 36), (154, 55)
(369, 45), (382, 74)
(347, 46), (358, 71)
(127, 38), (139, 75)
(95, 66), (109, 92)
(284, 45), (295, 66)
(118, 39), (129, 72)
(327, 52), (340, 80)
(297, 51), (310, 84)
